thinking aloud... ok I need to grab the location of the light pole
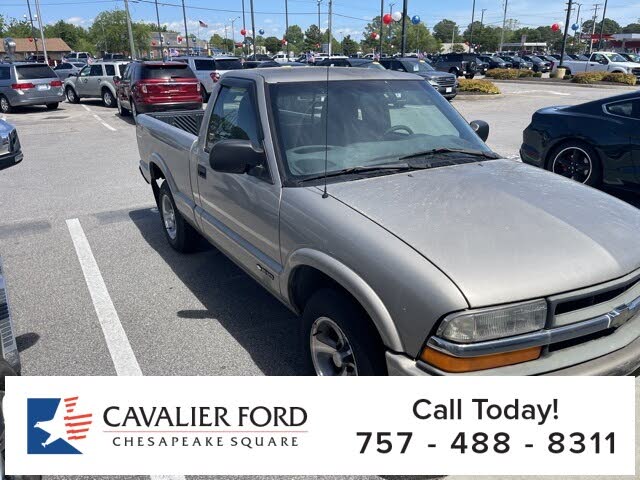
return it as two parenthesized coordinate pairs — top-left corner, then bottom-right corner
(480, 8), (487, 27)
(388, 2), (395, 54)
(181, 0), (190, 54)
(33, 0), (47, 64)
(229, 16), (239, 55)
(154, 0), (164, 58)
(379, 0), (384, 56)
(469, 0), (476, 52)
(241, 0), (247, 56)
(400, 0), (407, 56)
(250, 0), (256, 56)
(559, 0), (573, 68)
(597, 0), (608, 50)
(284, 0), (289, 58)
(317, 0), (322, 30)
(24, 1), (39, 56)
(588, 4), (600, 54)
(499, 0), (509, 52)
(123, 0), (136, 58)
(327, 0), (333, 56)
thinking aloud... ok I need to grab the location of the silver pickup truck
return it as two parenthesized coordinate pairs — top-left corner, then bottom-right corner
(136, 68), (640, 376)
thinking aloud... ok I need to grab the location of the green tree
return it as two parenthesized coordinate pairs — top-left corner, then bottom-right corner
(264, 36), (281, 54)
(452, 43), (465, 53)
(582, 18), (621, 35)
(304, 24), (322, 50)
(341, 34), (359, 55)
(285, 24), (304, 53)
(89, 10), (152, 56)
(44, 20), (90, 51)
(433, 19), (459, 43)
(3, 19), (33, 38)
(622, 23), (640, 33)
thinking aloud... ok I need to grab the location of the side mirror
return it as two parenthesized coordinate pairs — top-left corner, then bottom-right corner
(470, 120), (489, 142)
(209, 139), (265, 174)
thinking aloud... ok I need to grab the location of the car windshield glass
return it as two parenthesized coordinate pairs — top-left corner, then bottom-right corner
(214, 59), (243, 70)
(401, 60), (434, 73)
(141, 64), (195, 79)
(15, 64), (56, 79)
(604, 53), (627, 62)
(194, 59), (217, 70)
(269, 80), (490, 182)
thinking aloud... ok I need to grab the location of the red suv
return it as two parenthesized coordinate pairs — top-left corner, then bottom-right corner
(115, 61), (202, 121)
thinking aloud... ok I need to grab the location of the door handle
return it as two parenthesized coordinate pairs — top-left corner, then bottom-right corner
(197, 165), (206, 178)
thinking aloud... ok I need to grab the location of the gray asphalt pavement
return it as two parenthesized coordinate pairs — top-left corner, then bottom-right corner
(0, 81), (638, 479)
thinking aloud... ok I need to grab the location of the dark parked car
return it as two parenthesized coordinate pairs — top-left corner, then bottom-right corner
(114, 61), (202, 122)
(316, 57), (385, 70)
(433, 53), (480, 78)
(521, 91), (640, 191)
(379, 57), (457, 100)
(243, 60), (281, 69)
(500, 55), (533, 69)
(478, 55), (510, 69)
(521, 55), (551, 73)
(52, 61), (86, 79)
(619, 53), (640, 63)
(0, 119), (23, 172)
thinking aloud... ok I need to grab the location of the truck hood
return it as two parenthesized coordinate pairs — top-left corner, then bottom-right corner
(327, 159), (640, 307)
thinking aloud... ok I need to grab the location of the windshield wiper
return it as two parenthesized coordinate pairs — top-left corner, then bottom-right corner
(399, 148), (501, 161)
(297, 163), (418, 183)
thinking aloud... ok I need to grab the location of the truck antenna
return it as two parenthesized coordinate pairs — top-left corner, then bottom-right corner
(322, 62), (330, 199)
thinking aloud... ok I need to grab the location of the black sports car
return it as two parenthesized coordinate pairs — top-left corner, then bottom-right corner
(521, 91), (640, 191)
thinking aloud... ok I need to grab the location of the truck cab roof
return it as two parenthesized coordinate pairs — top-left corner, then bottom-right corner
(224, 66), (418, 83)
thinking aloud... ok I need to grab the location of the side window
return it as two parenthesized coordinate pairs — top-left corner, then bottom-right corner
(593, 54), (607, 64)
(104, 64), (116, 76)
(0, 67), (9, 80)
(606, 100), (640, 120)
(79, 66), (91, 77)
(89, 64), (103, 76)
(392, 61), (405, 71)
(122, 64), (131, 79)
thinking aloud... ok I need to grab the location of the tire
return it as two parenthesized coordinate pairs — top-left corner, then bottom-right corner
(302, 289), (387, 376)
(45, 103), (58, 110)
(158, 181), (199, 253)
(117, 97), (130, 117)
(448, 67), (459, 77)
(65, 87), (79, 104)
(102, 89), (115, 108)
(0, 95), (12, 114)
(547, 141), (602, 187)
(465, 74), (475, 79)
(130, 99), (138, 123)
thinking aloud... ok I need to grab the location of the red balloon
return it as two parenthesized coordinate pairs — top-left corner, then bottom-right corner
(551, 23), (560, 31)
(383, 13), (393, 25)
(240, 29), (247, 36)
(28, 37), (33, 42)
(370, 32), (379, 39)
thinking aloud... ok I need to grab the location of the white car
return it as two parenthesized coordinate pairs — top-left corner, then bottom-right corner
(272, 53), (293, 63)
(562, 51), (640, 80)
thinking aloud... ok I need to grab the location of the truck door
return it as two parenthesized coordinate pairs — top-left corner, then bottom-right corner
(194, 77), (283, 294)
(589, 53), (608, 72)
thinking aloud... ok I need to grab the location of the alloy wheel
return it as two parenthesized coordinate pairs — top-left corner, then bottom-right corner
(552, 147), (592, 184)
(310, 317), (358, 376)
(103, 91), (113, 107)
(0, 98), (8, 114)
(161, 194), (177, 240)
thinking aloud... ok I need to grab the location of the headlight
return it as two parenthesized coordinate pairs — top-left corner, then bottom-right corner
(436, 299), (547, 343)
(427, 79), (439, 87)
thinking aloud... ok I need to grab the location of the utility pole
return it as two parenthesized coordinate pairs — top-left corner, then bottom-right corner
(123, 0), (136, 58)
(451, 23), (455, 51)
(25, 0), (39, 56)
(588, 4), (601, 54)
(469, 0), (476, 52)
(379, 0), (384, 56)
(400, 0), (408, 56)
(154, 0), (164, 58)
(327, 0), (333, 56)
(284, 0), (289, 58)
(559, 0), (573, 67)
(229, 17), (239, 55)
(317, 0), (322, 31)
(597, 0), (608, 50)
(33, 0), (47, 64)
(250, 0), (256, 56)
(242, 0), (247, 56)
(480, 8), (487, 27)
(181, 0), (190, 55)
(499, 0), (509, 52)
(389, 2), (395, 53)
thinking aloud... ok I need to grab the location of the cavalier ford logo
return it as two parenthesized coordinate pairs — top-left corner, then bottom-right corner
(27, 396), (93, 454)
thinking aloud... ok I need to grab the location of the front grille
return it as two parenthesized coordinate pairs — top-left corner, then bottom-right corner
(435, 77), (456, 87)
(555, 279), (639, 315)
(632, 68), (640, 79)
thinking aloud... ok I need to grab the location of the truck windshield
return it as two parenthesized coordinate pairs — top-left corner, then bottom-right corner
(603, 53), (627, 62)
(270, 80), (490, 182)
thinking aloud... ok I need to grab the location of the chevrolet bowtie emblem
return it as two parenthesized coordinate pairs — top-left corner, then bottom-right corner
(609, 296), (640, 329)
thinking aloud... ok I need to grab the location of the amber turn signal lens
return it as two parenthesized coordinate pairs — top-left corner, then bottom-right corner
(421, 346), (541, 373)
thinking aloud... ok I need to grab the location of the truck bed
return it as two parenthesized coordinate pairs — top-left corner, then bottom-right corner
(145, 110), (205, 137)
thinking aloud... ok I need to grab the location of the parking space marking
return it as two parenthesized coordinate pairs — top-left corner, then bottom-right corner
(151, 476), (187, 480)
(81, 104), (91, 112)
(66, 218), (142, 376)
(81, 103), (116, 131)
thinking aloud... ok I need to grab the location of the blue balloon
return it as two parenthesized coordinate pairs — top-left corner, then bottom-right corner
(571, 23), (579, 31)
(411, 15), (421, 25)
(259, 29), (265, 35)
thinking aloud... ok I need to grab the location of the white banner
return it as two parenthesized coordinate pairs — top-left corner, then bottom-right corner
(4, 376), (636, 476)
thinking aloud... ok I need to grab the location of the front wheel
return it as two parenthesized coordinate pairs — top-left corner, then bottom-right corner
(547, 141), (602, 187)
(302, 289), (387, 376)
(65, 87), (79, 104)
(158, 181), (199, 252)
(0, 96), (12, 114)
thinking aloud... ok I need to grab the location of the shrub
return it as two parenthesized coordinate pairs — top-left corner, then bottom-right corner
(518, 69), (534, 77)
(533, 72), (543, 78)
(602, 72), (637, 85)
(572, 71), (607, 83)
(485, 68), (519, 80)
(563, 74), (573, 80)
(457, 79), (501, 94)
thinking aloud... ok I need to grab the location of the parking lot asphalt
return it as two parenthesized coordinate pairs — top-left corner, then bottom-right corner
(1, 81), (638, 480)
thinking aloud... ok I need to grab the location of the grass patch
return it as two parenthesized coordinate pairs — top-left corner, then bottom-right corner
(457, 78), (501, 94)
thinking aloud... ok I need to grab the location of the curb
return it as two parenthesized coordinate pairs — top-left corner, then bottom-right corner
(490, 79), (638, 90)
(454, 93), (504, 100)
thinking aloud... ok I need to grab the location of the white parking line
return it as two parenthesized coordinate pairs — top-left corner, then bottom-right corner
(81, 104), (91, 112)
(81, 104), (116, 131)
(66, 218), (142, 376)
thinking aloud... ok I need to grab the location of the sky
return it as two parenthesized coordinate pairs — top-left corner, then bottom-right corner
(3, 0), (640, 42)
